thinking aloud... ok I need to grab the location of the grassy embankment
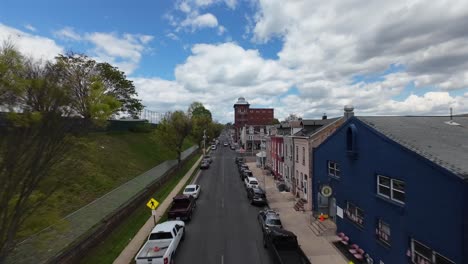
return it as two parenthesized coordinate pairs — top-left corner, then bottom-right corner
(80, 152), (202, 264)
(19, 131), (194, 239)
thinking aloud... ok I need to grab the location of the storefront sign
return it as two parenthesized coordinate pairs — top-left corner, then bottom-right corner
(321, 185), (333, 197)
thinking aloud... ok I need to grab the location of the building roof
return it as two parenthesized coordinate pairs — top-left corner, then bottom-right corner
(234, 97), (249, 105)
(357, 116), (468, 180)
(294, 117), (341, 137)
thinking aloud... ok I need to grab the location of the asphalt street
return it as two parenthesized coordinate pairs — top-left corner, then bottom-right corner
(175, 138), (273, 264)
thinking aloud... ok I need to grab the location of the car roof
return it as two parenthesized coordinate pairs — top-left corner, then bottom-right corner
(173, 194), (191, 200)
(185, 184), (197, 189)
(247, 177), (258, 181)
(152, 220), (184, 233)
(252, 187), (265, 194)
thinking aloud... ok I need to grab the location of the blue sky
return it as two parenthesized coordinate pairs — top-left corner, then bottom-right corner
(1, 0), (468, 122)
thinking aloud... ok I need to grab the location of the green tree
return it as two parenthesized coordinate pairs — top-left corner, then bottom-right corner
(0, 45), (121, 262)
(271, 118), (280, 125)
(187, 102), (213, 148)
(155, 111), (192, 163)
(54, 53), (142, 120)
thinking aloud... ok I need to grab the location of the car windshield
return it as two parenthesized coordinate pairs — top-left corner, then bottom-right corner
(149, 231), (173, 240)
(267, 219), (282, 225)
(184, 188), (195, 192)
(250, 181), (258, 185)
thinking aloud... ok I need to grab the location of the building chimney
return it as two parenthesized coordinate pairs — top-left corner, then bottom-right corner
(322, 113), (327, 120)
(344, 105), (354, 119)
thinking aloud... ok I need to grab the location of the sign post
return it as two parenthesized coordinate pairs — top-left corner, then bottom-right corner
(146, 198), (160, 226)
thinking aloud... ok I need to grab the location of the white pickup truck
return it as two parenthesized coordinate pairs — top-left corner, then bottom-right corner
(135, 220), (185, 264)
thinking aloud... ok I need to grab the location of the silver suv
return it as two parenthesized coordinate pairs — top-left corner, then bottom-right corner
(258, 209), (283, 233)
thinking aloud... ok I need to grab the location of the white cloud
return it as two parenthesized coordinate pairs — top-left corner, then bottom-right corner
(24, 24), (36, 32)
(170, 0), (234, 33)
(85, 32), (153, 74)
(180, 13), (218, 31)
(217, 25), (226, 35)
(0, 23), (63, 61)
(167, 32), (179, 40)
(54, 27), (81, 41)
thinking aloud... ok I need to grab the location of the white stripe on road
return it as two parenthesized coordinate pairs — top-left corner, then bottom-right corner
(221, 255), (224, 264)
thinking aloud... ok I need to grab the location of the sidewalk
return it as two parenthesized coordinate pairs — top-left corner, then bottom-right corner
(114, 155), (203, 264)
(247, 163), (348, 264)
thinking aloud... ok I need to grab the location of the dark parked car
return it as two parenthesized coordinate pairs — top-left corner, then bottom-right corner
(167, 195), (196, 221)
(238, 163), (249, 173)
(235, 157), (245, 164)
(203, 155), (212, 163)
(247, 187), (267, 205)
(263, 227), (311, 264)
(200, 161), (210, 169)
(258, 209), (283, 233)
(242, 170), (253, 180)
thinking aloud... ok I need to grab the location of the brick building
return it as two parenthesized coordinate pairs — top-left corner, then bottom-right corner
(233, 97), (274, 144)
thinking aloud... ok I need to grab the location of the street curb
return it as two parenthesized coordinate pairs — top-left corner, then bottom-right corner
(113, 154), (203, 264)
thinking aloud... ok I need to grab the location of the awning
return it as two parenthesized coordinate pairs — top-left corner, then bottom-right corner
(256, 151), (266, 158)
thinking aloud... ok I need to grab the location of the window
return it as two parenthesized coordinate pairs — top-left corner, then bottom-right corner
(328, 161), (341, 178)
(302, 147), (305, 165)
(376, 219), (391, 245)
(296, 146), (299, 162)
(377, 175), (405, 204)
(345, 202), (364, 227)
(411, 239), (455, 264)
(300, 173), (304, 188)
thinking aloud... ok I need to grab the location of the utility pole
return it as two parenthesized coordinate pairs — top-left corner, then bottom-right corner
(203, 129), (207, 156)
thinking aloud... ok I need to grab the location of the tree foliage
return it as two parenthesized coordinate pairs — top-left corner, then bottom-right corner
(0, 44), (124, 262)
(54, 53), (141, 119)
(155, 111), (192, 163)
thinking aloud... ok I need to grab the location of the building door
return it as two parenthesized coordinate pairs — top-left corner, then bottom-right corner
(303, 175), (308, 200)
(329, 197), (336, 222)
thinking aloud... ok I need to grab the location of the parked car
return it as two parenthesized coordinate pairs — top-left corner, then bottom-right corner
(200, 160), (210, 170)
(135, 220), (185, 264)
(223, 142), (228, 147)
(183, 184), (201, 199)
(235, 157), (245, 164)
(167, 195), (196, 221)
(230, 145), (235, 150)
(238, 163), (249, 173)
(244, 177), (259, 189)
(211, 145), (217, 150)
(258, 209), (283, 232)
(203, 155), (212, 163)
(263, 227), (311, 264)
(242, 170), (253, 181)
(247, 187), (267, 205)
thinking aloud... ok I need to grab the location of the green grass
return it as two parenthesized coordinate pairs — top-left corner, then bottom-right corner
(18, 131), (195, 239)
(80, 152), (201, 264)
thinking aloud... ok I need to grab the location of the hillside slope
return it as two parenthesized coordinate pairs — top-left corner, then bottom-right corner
(18, 131), (194, 239)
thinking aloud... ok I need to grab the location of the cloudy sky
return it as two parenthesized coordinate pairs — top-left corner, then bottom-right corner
(1, 0), (468, 122)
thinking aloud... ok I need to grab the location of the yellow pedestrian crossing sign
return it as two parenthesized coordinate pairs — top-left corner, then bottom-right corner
(146, 198), (159, 210)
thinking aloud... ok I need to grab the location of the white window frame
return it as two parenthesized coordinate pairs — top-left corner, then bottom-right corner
(411, 239), (455, 264)
(345, 201), (364, 227)
(376, 219), (391, 245)
(377, 175), (405, 204)
(328, 161), (341, 178)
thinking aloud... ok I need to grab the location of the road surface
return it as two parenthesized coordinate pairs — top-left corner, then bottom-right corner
(175, 139), (272, 264)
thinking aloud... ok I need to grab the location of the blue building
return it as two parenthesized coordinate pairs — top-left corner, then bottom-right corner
(312, 115), (468, 264)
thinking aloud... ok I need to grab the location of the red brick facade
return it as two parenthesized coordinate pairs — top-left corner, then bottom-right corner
(233, 97), (274, 142)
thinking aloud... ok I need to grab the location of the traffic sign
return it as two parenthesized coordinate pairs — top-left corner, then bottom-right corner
(146, 198), (159, 210)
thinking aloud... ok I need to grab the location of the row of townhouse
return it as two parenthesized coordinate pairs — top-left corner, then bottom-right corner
(265, 106), (468, 264)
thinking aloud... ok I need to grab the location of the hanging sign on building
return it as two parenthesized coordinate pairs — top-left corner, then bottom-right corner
(321, 185), (333, 197)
